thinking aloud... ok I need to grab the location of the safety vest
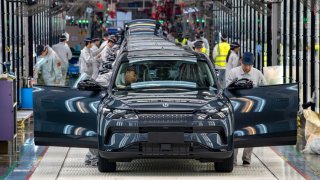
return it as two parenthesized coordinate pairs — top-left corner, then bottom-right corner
(175, 38), (188, 46)
(201, 47), (209, 56)
(215, 42), (230, 68)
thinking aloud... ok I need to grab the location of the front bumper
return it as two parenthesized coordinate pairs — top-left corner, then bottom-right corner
(99, 145), (233, 162)
(98, 115), (233, 160)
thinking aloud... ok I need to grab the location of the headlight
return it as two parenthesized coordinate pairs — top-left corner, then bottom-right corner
(111, 109), (138, 120)
(123, 113), (139, 120)
(102, 108), (111, 115)
(196, 108), (229, 120)
(196, 113), (208, 120)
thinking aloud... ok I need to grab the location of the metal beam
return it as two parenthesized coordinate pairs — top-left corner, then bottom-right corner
(243, 0), (271, 16)
(205, 0), (233, 15)
(300, 0), (319, 13)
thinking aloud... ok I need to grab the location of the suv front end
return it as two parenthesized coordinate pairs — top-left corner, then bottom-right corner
(98, 98), (234, 162)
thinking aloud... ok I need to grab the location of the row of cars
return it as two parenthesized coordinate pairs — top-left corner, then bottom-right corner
(33, 19), (299, 173)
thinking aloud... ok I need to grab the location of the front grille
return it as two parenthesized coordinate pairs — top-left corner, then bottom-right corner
(139, 114), (193, 124)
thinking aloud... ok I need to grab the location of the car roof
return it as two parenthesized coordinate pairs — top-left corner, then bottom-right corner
(125, 35), (165, 41)
(119, 30), (208, 63)
(125, 45), (182, 52)
(120, 49), (207, 62)
(126, 41), (174, 46)
(124, 19), (161, 36)
(124, 35), (173, 47)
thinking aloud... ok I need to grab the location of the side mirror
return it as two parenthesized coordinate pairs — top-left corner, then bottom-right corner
(227, 78), (253, 90)
(77, 79), (105, 91)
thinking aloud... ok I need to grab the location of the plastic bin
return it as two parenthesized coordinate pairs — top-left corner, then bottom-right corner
(68, 65), (79, 75)
(20, 88), (33, 109)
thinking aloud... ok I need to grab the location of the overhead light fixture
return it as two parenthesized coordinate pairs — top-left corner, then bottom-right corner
(86, 7), (93, 13)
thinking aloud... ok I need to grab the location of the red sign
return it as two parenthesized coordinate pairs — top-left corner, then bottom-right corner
(97, 2), (104, 10)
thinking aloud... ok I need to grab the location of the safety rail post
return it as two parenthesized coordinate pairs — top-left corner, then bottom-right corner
(289, 0), (294, 83)
(302, 5), (308, 104)
(310, 0), (316, 111)
(282, 0), (287, 83)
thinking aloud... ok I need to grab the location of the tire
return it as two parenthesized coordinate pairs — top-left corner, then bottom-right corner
(98, 155), (116, 173)
(214, 152), (234, 172)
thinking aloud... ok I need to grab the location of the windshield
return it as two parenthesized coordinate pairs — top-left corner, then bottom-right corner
(113, 59), (217, 92)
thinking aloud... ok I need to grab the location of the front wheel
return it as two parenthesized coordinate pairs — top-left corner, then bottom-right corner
(214, 152), (234, 172)
(98, 155), (116, 173)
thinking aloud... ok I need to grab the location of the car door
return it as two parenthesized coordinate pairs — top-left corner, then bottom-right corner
(33, 85), (106, 148)
(224, 83), (298, 148)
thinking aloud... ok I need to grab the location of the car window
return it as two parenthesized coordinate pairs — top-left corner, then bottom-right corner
(113, 59), (216, 91)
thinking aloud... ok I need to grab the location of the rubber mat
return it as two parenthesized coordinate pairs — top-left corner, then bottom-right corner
(30, 147), (305, 180)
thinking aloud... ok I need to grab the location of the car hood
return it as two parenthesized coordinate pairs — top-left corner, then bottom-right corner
(107, 91), (227, 112)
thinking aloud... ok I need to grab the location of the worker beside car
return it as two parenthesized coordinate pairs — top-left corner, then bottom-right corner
(84, 39), (116, 166)
(193, 31), (210, 55)
(34, 45), (63, 86)
(52, 35), (72, 86)
(95, 62), (113, 87)
(99, 32), (110, 50)
(79, 38), (104, 79)
(175, 32), (188, 46)
(100, 38), (116, 63)
(226, 52), (267, 166)
(225, 42), (241, 79)
(91, 37), (107, 80)
(193, 40), (209, 56)
(212, 33), (230, 87)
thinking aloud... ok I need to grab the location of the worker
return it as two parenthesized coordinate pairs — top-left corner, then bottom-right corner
(212, 33), (230, 86)
(186, 34), (194, 50)
(79, 38), (97, 78)
(83, 38), (111, 166)
(194, 31), (210, 55)
(162, 30), (168, 39)
(89, 37), (115, 81)
(110, 35), (120, 51)
(175, 33), (187, 46)
(95, 61), (113, 87)
(91, 14), (102, 39)
(34, 45), (63, 86)
(92, 37), (101, 50)
(125, 66), (138, 86)
(115, 65), (138, 89)
(225, 52), (267, 166)
(114, 33), (122, 45)
(99, 32), (110, 50)
(167, 28), (176, 43)
(62, 32), (70, 46)
(225, 42), (241, 78)
(193, 40), (209, 56)
(101, 37), (116, 64)
(85, 61), (114, 167)
(52, 35), (72, 86)
(91, 37), (104, 80)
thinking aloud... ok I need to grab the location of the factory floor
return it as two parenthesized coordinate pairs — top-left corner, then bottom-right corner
(1, 112), (320, 180)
